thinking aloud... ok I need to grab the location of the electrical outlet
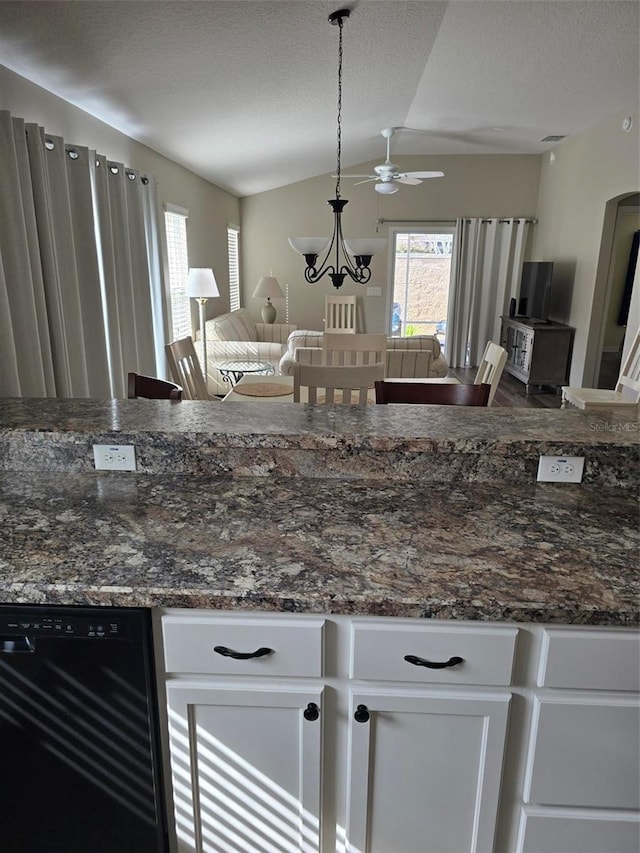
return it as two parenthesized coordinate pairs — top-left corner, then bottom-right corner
(93, 444), (136, 471)
(537, 455), (584, 483)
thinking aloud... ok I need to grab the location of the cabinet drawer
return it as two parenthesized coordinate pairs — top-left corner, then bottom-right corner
(162, 614), (324, 677)
(525, 695), (640, 809)
(350, 621), (518, 685)
(517, 809), (640, 853)
(538, 628), (640, 691)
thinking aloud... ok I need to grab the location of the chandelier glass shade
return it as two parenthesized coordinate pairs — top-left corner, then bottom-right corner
(288, 9), (386, 290)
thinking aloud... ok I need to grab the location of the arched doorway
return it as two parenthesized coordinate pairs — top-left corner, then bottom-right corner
(588, 192), (640, 387)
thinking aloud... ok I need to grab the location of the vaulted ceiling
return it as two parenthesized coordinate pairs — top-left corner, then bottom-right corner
(0, 0), (638, 197)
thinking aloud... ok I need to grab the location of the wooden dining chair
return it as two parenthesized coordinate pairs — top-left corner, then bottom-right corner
(561, 326), (640, 410)
(324, 294), (357, 333)
(127, 372), (183, 400)
(294, 362), (384, 405)
(375, 381), (491, 406)
(165, 336), (213, 401)
(474, 341), (508, 406)
(323, 333), (387, 366)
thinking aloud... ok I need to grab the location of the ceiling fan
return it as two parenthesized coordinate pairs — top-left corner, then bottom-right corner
(340, 127), (444, 194)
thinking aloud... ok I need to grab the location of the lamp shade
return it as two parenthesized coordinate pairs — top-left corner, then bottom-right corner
(343, 239), (387, 257)
(253, 275), (285, 300)
(288, 237), (331, 256)
(186, 268), (219, 298)
(375, 182), (399, 195)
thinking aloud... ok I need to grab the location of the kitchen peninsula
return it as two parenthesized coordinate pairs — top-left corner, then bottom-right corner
(0, 397), (638, 853)
(0, 397), (637, 622)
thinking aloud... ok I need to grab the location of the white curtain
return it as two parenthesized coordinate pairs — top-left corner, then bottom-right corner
(0, 110), (164, 398)
(446, 217), (530, 368)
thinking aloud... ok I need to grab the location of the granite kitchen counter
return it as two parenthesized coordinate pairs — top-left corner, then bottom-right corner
(0, 471), (637, 625)
(1, 397), (638, 486)
(0, 398), (637, 625)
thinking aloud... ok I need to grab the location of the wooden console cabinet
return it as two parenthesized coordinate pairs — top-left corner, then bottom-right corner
(500, 317), (574, 393)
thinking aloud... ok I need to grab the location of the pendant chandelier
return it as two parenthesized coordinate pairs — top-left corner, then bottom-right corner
(288, 8), (386, 290)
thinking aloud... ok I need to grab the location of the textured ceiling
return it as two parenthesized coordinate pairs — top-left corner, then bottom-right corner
(0, 0), (638, 197)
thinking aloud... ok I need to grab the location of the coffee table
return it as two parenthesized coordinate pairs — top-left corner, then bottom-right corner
(222, 374), (295, 402)
(212, 360), (275, 387)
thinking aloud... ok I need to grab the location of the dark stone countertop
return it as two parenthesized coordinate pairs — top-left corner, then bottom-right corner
(0, 471), (637, 625)
(1, 397), (638, 487)
(0, 398), (637, 625)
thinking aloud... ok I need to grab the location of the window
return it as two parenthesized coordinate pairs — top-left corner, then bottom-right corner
(164, 206), (190, 340)
(388, 228), (455, 349)
(227, 224), (240, 312)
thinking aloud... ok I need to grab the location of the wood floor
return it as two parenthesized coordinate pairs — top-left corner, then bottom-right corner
(449, 367), (563, 408)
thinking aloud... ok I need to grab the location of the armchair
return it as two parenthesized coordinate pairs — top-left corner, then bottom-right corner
(196, 308), (297, 394)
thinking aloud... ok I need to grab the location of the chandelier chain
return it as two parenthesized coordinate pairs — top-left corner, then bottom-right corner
(335, 14), (343, 200)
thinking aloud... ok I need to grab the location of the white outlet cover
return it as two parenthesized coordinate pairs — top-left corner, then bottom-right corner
(537, 455), (584, 483)
(93, 444), (136, 471)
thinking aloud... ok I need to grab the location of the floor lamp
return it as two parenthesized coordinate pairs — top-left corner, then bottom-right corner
(186, 268), (219, 387)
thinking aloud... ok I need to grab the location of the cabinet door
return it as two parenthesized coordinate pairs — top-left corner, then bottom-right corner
(166, 683), (323, 853)
(345, 689), (511, 853)
(524, 695), (640, 809)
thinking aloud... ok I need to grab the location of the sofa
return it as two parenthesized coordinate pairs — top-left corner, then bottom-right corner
(278, 330), (449, 378)
(196, 308), (297, 394)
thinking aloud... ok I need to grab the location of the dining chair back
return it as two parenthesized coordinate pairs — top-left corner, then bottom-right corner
(294, 362), (384, 405)
(474, 341), (508, 406)
(375, 381), (491, 406)
(165, 336), (210, 400)
(323, 333), (387, 367)
(127, 372), (183, 400)
(325, 294), (357, 333)
(561, 326), (640, 410)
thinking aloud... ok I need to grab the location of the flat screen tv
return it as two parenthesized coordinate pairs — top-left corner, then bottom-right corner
(517, 261), (554, 322)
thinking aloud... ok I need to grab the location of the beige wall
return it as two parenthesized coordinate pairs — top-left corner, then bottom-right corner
(241, 154), (541, 333)
(531, 108), (640, 385)
(0, 65), (239, 324)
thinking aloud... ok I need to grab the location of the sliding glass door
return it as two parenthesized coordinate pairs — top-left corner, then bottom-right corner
(387, 227), (455, 349)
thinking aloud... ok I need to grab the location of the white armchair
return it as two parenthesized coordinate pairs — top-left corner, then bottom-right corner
(197, 308), (297, 394)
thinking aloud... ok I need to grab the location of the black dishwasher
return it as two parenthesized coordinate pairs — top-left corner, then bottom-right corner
(0, 605), (169, 853)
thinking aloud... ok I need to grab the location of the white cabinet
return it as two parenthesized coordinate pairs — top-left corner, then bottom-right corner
(345, 619), (516, 853)
(161, 613), (326, 853)
(157, 613), (639, 853)
(166, 682), (323, 853)
(516, 628), (640, 853)
(346, 689), (511, 853)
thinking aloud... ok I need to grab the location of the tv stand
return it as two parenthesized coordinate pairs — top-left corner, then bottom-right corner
(500, 316), (574, 393)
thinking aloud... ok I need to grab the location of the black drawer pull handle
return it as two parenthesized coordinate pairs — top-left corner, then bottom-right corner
(303, 702), (320, 721)
(404, 654), (464, 669)
(354, 704), (370, 723)
(213, 645), (273, 660)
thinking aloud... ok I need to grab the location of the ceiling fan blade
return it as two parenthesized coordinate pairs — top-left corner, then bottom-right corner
(354, 178), (377, 186)
(333, 174), (376, 179)
(395, 176), (422, 186)
(403, 170), (445, 179)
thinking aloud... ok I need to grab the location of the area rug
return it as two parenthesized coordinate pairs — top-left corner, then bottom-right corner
(233, 382), (293, 397)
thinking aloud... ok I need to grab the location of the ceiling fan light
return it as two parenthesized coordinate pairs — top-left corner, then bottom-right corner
(375, 182), (399, 195)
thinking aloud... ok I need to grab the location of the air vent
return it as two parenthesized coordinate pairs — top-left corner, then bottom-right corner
(540, 135), (566, 143)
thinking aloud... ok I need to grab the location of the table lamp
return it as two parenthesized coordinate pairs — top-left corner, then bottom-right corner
(186, 268), (219, 385)
(253, 274), (284, 324)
